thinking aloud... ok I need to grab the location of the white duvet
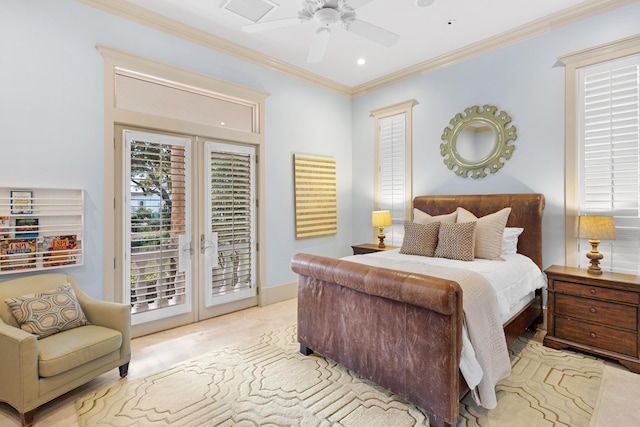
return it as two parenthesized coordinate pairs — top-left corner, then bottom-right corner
(342, 249), (547, 407)
(353, 249), (546, 323)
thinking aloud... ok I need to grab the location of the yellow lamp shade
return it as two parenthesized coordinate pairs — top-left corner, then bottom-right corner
(372, 210), (392, 227)
(578, 216), (616, 240)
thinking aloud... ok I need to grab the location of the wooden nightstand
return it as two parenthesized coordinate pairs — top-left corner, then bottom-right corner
(351, 243), (398, 255)
(544, 265), (640, 373)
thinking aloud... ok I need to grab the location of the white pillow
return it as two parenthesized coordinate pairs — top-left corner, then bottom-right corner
(456, 207), (511, 260)
(502, 227), (524, 255)
(413, 208), (457, 224)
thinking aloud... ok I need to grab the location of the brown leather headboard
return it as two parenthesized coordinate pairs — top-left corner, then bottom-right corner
(412, 194), (545, 269)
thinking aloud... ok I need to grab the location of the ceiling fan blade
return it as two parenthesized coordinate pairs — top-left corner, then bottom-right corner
(242, 17), (301, 33)
(346, 19), (399, 47)
(347, 0), (376, 10)
(307, 27), (331, 63)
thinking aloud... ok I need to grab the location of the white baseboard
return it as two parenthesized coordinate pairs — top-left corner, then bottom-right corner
(258, 280), (297, 306)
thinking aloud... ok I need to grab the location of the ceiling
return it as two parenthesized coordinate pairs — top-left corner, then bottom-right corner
(100, 0), (632, 92)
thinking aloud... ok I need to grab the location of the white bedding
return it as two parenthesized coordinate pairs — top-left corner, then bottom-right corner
(342, 249), (546, 407)
(354, 249), (546, 323)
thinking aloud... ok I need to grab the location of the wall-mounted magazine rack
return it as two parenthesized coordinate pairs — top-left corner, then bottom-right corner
(0, 187), (83, 275)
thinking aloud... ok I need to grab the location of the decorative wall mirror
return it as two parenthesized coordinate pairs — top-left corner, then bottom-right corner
(440, 105), (517, 179)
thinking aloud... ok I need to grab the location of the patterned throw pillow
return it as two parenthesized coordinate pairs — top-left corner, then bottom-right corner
(413, 208), (457, 224)
(4, 284), (90, 339)
(400, 222), (440, 257)
(456, 207), (512, 260)
(434, 222), (476, 261)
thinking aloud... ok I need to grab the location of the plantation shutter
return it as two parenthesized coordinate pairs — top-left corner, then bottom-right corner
(124, 131), (192, 323)
(378, 113), (407, 246)
(206, 142), (256, 306)
(577, 54), (640, 274)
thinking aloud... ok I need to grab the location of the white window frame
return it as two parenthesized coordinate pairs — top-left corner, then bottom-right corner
(123, 130), (193, 325)
(561, 34), (640, 274)
(371, 100), (416, 246)
(98, 45), (268, 309)
(204, 141), (257, 307)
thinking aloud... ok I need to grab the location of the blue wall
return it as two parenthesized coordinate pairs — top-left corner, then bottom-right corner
(0, 0), (352, 297)
(352, 1), (640, 270)
(1, 0), (639, 298)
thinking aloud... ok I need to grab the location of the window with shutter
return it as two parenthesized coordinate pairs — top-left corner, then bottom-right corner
(372, 100), (415, 247)
(378, 114), (406, 245)
(205, 142), (256, 306)
(577, 54), (640, 274)
(124, 130), (192, 324)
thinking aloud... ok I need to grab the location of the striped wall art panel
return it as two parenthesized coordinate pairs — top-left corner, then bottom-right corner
(293, 154), (337, 239)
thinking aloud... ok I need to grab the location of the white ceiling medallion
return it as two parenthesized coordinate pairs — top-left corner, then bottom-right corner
(221, 0), (278, 23)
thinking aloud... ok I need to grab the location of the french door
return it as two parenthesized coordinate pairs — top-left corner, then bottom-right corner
(122, 129), (257, 329)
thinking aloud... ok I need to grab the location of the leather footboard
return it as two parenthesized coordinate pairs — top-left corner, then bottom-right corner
(292, 253), (464, 426)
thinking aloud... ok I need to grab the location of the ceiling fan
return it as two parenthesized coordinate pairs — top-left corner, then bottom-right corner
(241, 0), (400, 63)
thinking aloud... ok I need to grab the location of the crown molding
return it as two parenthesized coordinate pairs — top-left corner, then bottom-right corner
(74, 0), (352, 96)
(76, 0), (637, 98)
(351, 0), (639, 96)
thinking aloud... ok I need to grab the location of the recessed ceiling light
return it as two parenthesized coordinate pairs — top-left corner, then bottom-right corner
(416, 0), (435, 7)
(357, 58), (366, 66)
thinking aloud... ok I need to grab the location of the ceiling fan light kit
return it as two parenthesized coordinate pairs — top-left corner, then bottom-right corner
(242, 0), (400, 63)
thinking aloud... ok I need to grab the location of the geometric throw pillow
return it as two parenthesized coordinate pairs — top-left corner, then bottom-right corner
(4, 284), (90, 339)
(399, 221), (440, 257)
(456, 207), (512, 260)
(413, 208), (457, 225)
(434, 222), (476, 261)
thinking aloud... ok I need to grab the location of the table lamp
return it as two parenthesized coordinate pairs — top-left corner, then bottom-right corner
(372, 210), (392, 248)
(578, 215), (616, 275)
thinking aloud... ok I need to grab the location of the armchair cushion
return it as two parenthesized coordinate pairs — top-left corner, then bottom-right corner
(37, 325), (122, 377)
(4, 284), (89, 339)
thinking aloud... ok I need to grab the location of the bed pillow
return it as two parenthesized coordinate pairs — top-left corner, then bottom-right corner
(4, 284), (90, 339)
(434, 222), (476, 261)
(400, 221), (440, 257)
(413, 208), (457, 225)
(502, 227), (524, 255)
(456, 207), (511, 260)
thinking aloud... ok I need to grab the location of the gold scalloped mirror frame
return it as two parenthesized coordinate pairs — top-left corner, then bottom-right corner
(440, 105), (517, 179)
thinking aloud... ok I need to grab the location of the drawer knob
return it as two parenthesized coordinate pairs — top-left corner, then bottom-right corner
(589, 307), (597, 313)
(590, 289), (596, 294)
(590, 332), (597, 339)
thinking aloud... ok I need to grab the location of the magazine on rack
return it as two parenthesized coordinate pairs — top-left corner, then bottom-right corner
(42, 235), (77, 267)
(0, 238), (37, 271)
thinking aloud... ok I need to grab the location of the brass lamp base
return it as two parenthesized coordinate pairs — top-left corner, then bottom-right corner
(377, 227), (386, 248)
(586, 239), (603, 275)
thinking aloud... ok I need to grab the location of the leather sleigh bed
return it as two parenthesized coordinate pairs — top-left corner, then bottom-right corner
(291, 193), (545, 427)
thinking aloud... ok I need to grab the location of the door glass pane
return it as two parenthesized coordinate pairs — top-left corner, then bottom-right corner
(205, 142), (256, 307)
(124, 130), (192, 324)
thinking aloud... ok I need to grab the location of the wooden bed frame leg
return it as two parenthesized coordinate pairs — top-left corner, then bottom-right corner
(300, 344), (314, 356)
(21, 409), (35, 427)
(428, 413), (450, 427)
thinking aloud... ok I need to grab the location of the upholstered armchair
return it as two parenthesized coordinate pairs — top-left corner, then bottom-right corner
(0, 273), (131, 426)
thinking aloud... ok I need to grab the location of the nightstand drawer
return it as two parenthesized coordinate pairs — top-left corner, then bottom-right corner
(555, 294), (637, 331)
(555, 280), (639, 304)
(556, 317), (637, 357)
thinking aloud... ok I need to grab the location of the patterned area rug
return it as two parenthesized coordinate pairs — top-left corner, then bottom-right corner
(77, 325), (603, 426)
